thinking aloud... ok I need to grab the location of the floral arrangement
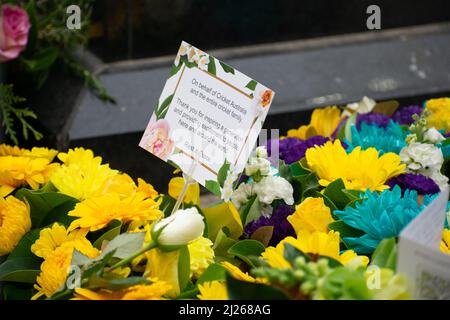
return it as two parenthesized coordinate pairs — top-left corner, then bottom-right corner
(0, 96), (449, 300)
(0, 1), (113, 145)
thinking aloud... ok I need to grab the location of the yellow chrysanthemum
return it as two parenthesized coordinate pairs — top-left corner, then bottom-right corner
(197, 281), (228, 300)
(72, 280), (171, 300)
(305, 140), (405, 191)
(288, 197), (334, 235)
(261, 231), (369, 267)
(440, 229), (450, 255)
(102, 174), (159, 200)
(50, 148), (118, 200)
(0, 155), (59, 197)
(287, 106), (341, 140)
(68, 192), (162, 232)
(32, 246), (73, 300)
(221, 261), (265, 283)
(425, 98), (450, 133)
(168, 177), (200, 206)
(137, 178), (159, 199)
(31, 223), (99, 259)
(0, 195), (31, 256)
(0, 144), (57, 161)
(188, 236), (214, 278)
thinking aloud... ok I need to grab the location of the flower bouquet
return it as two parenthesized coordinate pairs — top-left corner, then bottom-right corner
(0, 1), (113, 145)
(0, 96), (449, 300)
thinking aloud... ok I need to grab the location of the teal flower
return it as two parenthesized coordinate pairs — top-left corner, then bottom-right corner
(345, 121), (407, 155)
(334, 186), (435, 254)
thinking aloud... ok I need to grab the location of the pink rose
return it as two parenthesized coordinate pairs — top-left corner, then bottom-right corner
(142, 118), (174, 160)
(0, 4), (30, 62)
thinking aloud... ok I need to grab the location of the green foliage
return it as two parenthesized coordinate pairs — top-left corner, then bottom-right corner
(228, 240), (265, 267)
(226, 273), (288, 300)
(370, 238), (397, 270)
(0, 84), (42, 145)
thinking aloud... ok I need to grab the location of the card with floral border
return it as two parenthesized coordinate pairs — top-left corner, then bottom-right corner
(139, 41), (274, 200)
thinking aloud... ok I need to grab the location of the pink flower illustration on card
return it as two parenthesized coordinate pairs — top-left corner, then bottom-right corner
(142, 116), (174, 160)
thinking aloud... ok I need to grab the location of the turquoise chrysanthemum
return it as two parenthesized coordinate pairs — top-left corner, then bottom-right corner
(345, 121), (407, 155)
(334, 185), (435, 254)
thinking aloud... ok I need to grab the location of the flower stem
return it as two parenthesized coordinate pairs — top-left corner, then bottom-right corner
(109, 241), (158, 271)
(171, 174), (195, 215)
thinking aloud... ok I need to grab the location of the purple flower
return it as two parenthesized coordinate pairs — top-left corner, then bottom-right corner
(387, 173), (440, 195)
(244, 204), (295, 246)
(331, 117), (347, 139)
(445, 132), (450, 138)
(356, 112), (391, 129)
(267, 136), (329, 164)
(392, 105), (423, 126)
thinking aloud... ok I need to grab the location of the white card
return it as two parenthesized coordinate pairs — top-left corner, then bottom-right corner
(139, 41), (274, 196)
(397, 187), (450, 299)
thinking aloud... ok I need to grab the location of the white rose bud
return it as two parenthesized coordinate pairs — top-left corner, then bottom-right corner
(423, 128), (445, 144)
(152, 207), (204, 250)
(400, 142), (443, 171)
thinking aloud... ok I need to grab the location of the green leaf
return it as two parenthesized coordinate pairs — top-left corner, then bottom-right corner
(323, 179), (350, 210)
(86, 275), (151, 291)
(312, 191), (338, 212)
(283, 243), (309, 266)
(178, 246), (191, 292)
(197, 263), (227, 284)
(244, 197), (261, 225)
(7, 229), (42, 260)
(40, 200), (78, 227)
(15, 188), (78, 229)
(158, 195), (176, 217)
(205, 180), (221, 197)
(328, 220), (365, 239)
(2, 283), (34, 300)
(217, 161), (231, 188)
(169, 62), (183, 77)
(155, 94), (174, 119)
(176, 282), (199, 299)
(207, 57), (217, 75)
(238, 194), (257, 225)
(293, 173), (320, 201)
(99, 232), (146, 260)
(342, 189), (364, 202)
(228, 240), (265, 267)
(289, 161), (309, 178)
(250, 226), (274, 247)
(370, 238), (397, 270)
(226, 274), (288, 300)
(93, 220), (122, 250)
(219, 62), (235, 74)
(0, 258), (40, 283)
(319, 267), (370, 300)
(24, 0), (38, 54)
(245, 80), (258, 91)
(212, 229), (238, 264)
(20, 47), (59, 72)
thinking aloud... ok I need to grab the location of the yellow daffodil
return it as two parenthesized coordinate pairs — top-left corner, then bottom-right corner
(197, 281), (228, 300)
(32, 246), (73, 300)
(202, 201), (243, 241)
(261, 231), (369, 267)
(287, 106), (341, 140)
(68, 192), (162, 232)
(188, 236), (214, 278)
(31, 223), (99, 259)
(72, 279), (171, 300)
(288, 197), (334, 234)
(144, 249), (180, 296)
(168, 176), (200, 206)
(440, 229), (450, 255)
(221, 261), (265, 283)
(0, 195), (31, 256)
(306, 140), (405, 191)
(425, 98), (450, 133)
(50, 147), (118, 200)
(0, 156), (59, 197)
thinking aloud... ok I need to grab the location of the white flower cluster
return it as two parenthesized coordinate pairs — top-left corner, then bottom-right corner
(175, 42), (210, 71)
(221, 167), (238, 203)
(400, 133), (448, 190)
(342, 96), (376, 117)
(231, 146), (294, 210)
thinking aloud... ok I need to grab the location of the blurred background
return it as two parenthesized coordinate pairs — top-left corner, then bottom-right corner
(2, 0), (450, 190)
